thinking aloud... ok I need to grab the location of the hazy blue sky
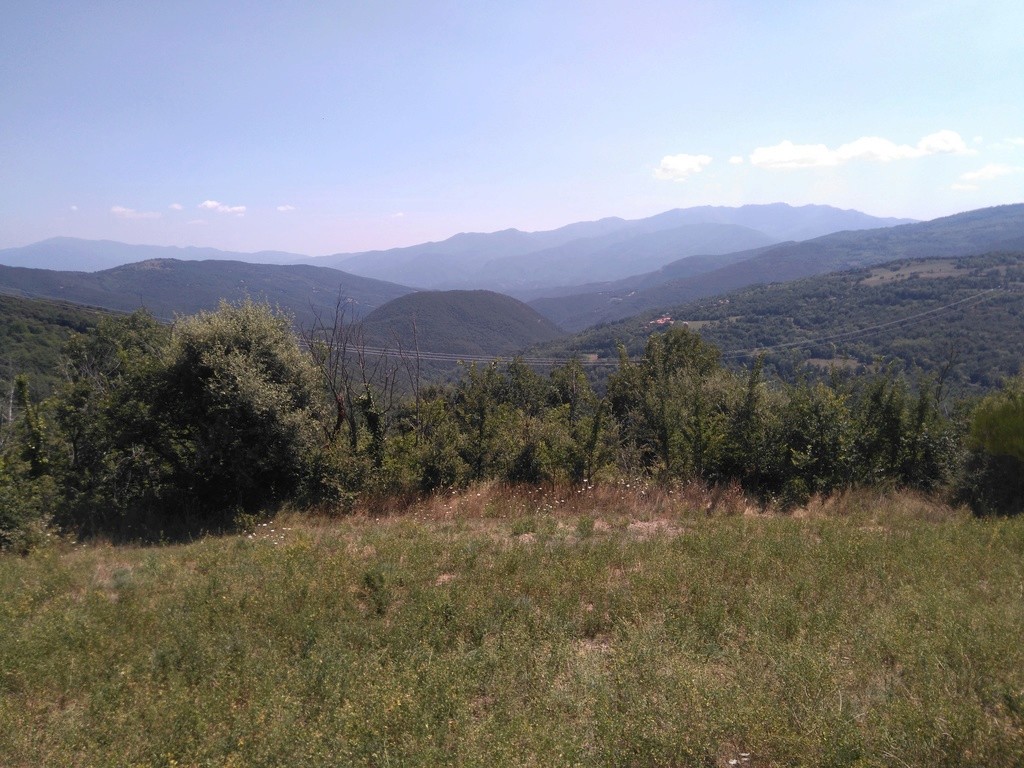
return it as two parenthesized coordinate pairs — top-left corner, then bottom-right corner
(2, 1), (1021, 255)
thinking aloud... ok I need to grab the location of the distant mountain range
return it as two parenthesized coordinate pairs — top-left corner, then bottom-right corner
(0, 237), (307, 272)
(529, 204), (1024, 331)
(1, 202), (1021, 361)
(318, 203), (914, 291)
(0, 204), (913, 294)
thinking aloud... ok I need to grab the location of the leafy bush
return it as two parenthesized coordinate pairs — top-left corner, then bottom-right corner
(957, 375), (1024, 516)
(44, 302), (328, 536)
(155, 299), (325, 519)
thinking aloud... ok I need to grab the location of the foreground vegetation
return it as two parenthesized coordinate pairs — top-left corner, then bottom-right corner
(2, 298), (1022, 548)
(2, 486), (1022, 766)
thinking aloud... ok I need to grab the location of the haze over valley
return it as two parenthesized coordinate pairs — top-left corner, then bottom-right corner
(2, 201), (1021, 395)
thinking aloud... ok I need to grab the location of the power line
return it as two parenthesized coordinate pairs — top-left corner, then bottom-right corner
(719, 288), (1000, 359)
(8, 285), (1011, 369)
(318, 288), (1005, 367)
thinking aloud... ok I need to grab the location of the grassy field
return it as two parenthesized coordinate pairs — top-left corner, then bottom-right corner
(2, 484), (1022, 767)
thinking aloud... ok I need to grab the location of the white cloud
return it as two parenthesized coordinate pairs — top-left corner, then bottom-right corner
(960, 163), (1022, 182)
(750, 130), (972, 169)
(199, 200), (246, 215)
(951, 183), (979, 192)
(654, 153), (712, 181)
(70, 205), (78, 212)
(913, 130), (971, 155)
(837, 136), (922, 162)
(111, 205), (161, 220)
(750, 141), (837, 169)
(276, 204), (296, 212)
(1007, 137), (1024, 147)
(391, 211), (405, 218)
(169, 203), (183, 211)
(728, 155), (744, 165)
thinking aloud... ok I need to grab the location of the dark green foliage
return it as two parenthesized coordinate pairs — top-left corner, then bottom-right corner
(548, 359), (609, 482)
(533, 251), (1024, 397)
(0, 377), (58, 550)
(152, 300), (324, 519)
(773, 381), (853, 505)
(34, 302), (327, 538)
(0, 303), (1006, 544)
(0, 294), (101, 396)
(411, 397), (469, 492)
(957, 376), (1024, 515)
(360, 290), (565, 357)
(52, 310), (172, 533)
(0, 258), (413, 328)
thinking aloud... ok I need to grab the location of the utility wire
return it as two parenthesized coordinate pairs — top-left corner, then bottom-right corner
(314, 288), (1004, 367)
(719, 288), (1000, 359)
(7, 285), (1010, 368)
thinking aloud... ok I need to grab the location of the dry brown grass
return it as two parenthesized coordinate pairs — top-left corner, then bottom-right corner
(296, 482), (964, 537)
(796, 487), (969, 524)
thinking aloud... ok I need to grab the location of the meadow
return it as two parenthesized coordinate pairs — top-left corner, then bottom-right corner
(2, 483), (1022, 767)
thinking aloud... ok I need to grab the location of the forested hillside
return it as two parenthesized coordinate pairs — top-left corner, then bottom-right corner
(0, 295), (102, 394)
(0, 259), (414, 326)
(359, 290), (565, 356)
(533, 251), (1024, 395)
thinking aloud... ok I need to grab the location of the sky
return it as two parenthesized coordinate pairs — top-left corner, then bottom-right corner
(1, 1), (1022, 256)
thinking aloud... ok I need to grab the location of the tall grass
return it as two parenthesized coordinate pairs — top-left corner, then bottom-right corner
(1, 486), (1022, 766)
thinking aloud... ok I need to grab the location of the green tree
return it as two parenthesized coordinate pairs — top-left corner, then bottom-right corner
(154, 300), (325, 520)
(608, 327), (725, 480)
(0, 376), (58, 550)
(718, 357), (780, 494)
(774, 380), (852, 506)
(53, 310), (171, 533)
(47, 301), (327, 536)
(970, 375), (1024, 462)
(957, 375), (1024, 515)
(549, 359), (610, 482)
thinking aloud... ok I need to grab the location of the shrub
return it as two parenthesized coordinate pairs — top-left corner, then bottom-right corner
(957, 375), (1024, 516)
(153, 299), (326, 520)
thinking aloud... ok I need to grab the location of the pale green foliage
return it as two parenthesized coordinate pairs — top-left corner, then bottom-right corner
(0, 454), (57, 552)
(608, 327), (728, 479)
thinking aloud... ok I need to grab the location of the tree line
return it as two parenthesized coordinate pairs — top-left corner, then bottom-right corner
(1, 299), (1021, 549)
